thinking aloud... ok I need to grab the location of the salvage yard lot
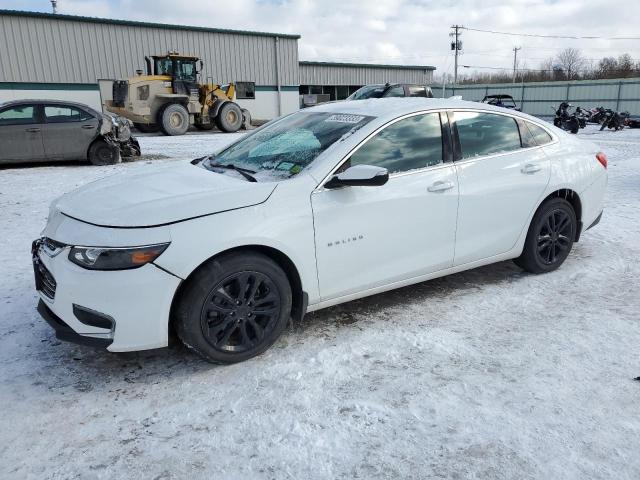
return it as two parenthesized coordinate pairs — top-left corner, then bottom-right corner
(1, 126), (639, 479)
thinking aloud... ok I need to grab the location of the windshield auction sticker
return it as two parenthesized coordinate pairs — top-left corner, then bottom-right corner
(325, 114), (365, 124)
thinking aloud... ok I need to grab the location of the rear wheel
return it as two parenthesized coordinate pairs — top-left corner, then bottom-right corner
(215, 102), (243, 132)
(174, 252), (292, 364)
(514, 198), (576, 274)
(88, 139), (121, 166)
(159, 103), (190, 136)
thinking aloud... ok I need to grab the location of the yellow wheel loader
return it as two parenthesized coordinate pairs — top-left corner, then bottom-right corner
(105, 52), (250, 135)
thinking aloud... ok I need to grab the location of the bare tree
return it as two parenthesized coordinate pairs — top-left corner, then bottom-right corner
(617, 53), (634, 77)
(555, 48), (586, 80)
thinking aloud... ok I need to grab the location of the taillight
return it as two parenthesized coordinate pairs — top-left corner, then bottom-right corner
(596, 152), (608, 169)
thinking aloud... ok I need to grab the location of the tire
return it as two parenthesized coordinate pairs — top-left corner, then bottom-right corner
(159, 103), (190, 136)
(133, 123), (160, 133)
(514, 198), (577, 274)
(88, 139), (121, 166)
(174, 252), (292, 364)
(567, 118), (580, 134)
(215, 102), (243, 132)
(194, 122), (215, 131)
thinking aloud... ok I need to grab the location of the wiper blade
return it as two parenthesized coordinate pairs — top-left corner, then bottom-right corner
(209, 162), (257, 182)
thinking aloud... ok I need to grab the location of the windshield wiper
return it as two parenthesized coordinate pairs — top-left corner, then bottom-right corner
(208, 161), (258, 182)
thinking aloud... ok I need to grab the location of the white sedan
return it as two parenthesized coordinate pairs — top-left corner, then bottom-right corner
(33, 98), (608, 363)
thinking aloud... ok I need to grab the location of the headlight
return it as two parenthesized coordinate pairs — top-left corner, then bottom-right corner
(68, 243), (170, 270)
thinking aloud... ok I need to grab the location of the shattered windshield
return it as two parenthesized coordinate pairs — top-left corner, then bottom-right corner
(204, 111), (374, 181)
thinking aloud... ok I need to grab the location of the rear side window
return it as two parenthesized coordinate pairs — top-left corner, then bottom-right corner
(453, 111), (522, 159)
(526, 121), (553, 146)
(349, 112), (443, 173)
(44, 105), (93, 123)
(0, 105), (37, 125)
(408, 86), (427, 97)
(517, 119), (537, 148)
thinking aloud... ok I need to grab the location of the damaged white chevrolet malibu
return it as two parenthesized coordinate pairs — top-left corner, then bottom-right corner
(33, 98), (608, 363)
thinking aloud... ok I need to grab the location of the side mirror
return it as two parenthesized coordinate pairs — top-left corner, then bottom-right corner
(324, 164), (389, 189)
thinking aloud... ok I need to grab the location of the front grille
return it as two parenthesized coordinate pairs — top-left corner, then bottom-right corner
(35, 259), (57, 300)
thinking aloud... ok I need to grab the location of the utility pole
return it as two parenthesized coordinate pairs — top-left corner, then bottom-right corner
(512, 46), (521, 83)
(450, 25), (463, 85)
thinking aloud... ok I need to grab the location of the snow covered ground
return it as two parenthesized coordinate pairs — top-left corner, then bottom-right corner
(1, 126), (639, 479)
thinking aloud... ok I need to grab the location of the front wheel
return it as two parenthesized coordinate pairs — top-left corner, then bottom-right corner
(88, 139), (121, 165)
(514, 198), (576, 274)
(174, 252), (292, 364)
(215, 102), (243, 132)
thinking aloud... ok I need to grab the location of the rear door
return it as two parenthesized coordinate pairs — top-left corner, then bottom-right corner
(450, 110), (550, 266)
(311, 111), (459, 301)
(42, 104), (98, 160)
(0, 104), (45, 163)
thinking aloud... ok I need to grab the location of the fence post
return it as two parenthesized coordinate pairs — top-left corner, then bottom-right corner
(566, 82), (570, 102)
(521, 82), (525, 112)
(616, 81), (622, 111)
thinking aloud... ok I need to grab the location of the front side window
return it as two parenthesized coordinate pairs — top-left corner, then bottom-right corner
(206, 112), (374, 180)
(453, 111), (522, 159)
(349, 112), (443, 174)
(349, 85), (385, 100)
(44, 106), (93, 123)
(154, 58), (173, 76)
(0, 105), (36, 125)
(383, 85), (405, 98)
(174, 60), (197, 82)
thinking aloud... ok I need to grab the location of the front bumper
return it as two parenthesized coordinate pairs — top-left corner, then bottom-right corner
(33, 238), (182, 352)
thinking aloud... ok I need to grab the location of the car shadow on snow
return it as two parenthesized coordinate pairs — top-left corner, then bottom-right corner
(35, 258), (529, 390)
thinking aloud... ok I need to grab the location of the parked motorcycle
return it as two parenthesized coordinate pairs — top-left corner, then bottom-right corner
(588, 107), (608, 124)
(553, 102), (581, 134)
(599, 109), (629, 131)
(574, 106), (590, 129)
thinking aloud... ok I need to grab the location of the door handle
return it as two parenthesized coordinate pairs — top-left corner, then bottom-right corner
(427, 180), (455, 193)
(25, 127), (40, 133)
(521, 163), (542, 174)
(81, 125), (94, 129)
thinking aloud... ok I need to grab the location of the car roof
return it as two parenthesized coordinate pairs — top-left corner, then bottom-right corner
(308, 97), (537, 122)
(0, 99), (99, 114)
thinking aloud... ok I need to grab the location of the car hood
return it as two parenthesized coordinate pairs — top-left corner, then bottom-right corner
(54, 162), (277, 228)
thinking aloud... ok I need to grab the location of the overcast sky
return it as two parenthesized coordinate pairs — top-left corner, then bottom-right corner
(3, 0), (640, 78)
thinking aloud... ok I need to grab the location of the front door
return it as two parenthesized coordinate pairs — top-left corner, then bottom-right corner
(450, 110), (551, 265)
(311, 112), (459, 301)
(42, 104), (98, 161)
(0, 104), (45, 163)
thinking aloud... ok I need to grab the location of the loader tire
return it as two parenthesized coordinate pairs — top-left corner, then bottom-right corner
(159, 103), (190, 136)
(215, 102), (243, 133)
(88, 139), (121, 166)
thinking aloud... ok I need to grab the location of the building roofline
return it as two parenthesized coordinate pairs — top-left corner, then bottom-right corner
(0, 9), (301, 39)
(299, 60), (436, 71)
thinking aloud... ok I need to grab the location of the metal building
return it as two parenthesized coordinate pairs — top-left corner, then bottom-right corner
(300, 61), (435, 100)
(0, 9), (436, 121)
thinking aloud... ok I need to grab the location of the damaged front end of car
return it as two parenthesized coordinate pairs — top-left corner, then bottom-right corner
(100, 113), (142, 159)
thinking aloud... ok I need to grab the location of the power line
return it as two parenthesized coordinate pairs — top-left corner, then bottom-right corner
(462, 26), (640, 41)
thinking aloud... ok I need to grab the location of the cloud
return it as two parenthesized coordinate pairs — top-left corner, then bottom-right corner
(10, 0), (640, 77)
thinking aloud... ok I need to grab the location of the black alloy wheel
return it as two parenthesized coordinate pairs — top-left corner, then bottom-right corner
(536, 209), (573, 265)
(174, 252), (292, 364)
(514, 198), (576, 274)
(200, 271), (281, 353)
